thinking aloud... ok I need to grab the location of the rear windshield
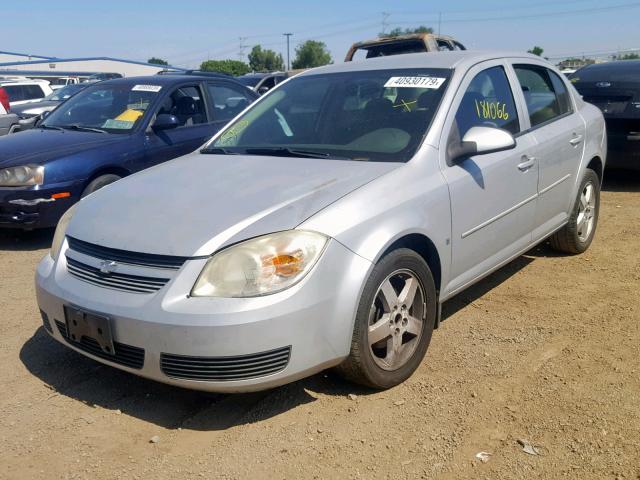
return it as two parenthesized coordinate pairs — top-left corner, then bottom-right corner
(205, 68), (451, 163)
(573, 61), (640, 83)
(238, 76), (262, 87)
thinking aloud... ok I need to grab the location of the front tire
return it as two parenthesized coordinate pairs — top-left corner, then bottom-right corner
(337, 248), (437, 389)
(81, 174), (121, 198)
(549, 168), (600, 254)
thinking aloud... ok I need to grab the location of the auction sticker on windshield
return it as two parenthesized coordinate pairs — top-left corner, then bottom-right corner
(384, 77), (446, 89)
(131, 85), (162, 92)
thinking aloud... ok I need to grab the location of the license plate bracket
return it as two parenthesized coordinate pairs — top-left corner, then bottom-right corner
(64, 306), (115, 355)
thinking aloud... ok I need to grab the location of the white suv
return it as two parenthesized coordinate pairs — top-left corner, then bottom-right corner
(0, 78), (53, 107)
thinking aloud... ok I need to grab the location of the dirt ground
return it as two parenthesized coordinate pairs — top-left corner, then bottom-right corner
(0, 171), (638, 480)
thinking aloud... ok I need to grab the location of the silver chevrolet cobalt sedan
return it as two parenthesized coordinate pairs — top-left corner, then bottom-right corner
(36, 51), (606, 392)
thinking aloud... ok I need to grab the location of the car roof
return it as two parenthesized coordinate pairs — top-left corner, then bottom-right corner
(241, 72), (284, 78)
(94, 74), (249, 87)
(299, 50), (546, 76)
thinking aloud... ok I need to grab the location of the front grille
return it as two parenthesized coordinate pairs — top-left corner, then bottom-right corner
(67, 236), (189, 270)
(160, 346), (291, 382)
(66, 257), (170, 294)
(40, 310), (53, 334)
(55, 320), (145, 369)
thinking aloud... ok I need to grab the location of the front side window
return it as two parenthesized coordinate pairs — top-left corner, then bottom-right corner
(206, 68), (451, 163)
(454, 66), (520, 138)
(207, 84), (251, 122)
(514, 65), (572, 127)
(42, 83), (162, 133)
(157, 85), (207, 127)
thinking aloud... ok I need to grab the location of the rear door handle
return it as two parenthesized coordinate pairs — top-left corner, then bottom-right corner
(569, 134), (583, 146)
(518, 155), (536, 172)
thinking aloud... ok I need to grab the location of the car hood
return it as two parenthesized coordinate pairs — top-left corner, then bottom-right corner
(68, 152), (401, 257)
(0, 129), (124, 168)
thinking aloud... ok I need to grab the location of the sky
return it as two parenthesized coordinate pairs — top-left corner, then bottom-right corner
(3, 0), (639, 68)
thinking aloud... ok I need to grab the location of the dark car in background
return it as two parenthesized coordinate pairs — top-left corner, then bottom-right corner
(0, 73), (257, 229)
(10, 83), (92, 131)
(572, 61), (640, 170)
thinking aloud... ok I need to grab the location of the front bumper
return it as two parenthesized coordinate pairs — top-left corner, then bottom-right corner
(0, 181), (80, 229)
(35, 238), (372, 392)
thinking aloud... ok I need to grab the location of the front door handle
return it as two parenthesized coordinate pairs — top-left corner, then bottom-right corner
(518, 155), (536, 172)
(570, 134), (583, 146)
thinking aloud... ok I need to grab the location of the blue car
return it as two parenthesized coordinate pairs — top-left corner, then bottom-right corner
(0, 73), (258, 229)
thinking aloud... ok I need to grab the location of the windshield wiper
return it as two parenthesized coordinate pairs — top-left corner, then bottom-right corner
(60, 124), (108, 134)
(200, 147), (240, 155)
(244, 147), (351, 160)
(40, 124), (64, 131)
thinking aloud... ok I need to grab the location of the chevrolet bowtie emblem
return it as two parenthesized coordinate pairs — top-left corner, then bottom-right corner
(99, 260), (118, 275)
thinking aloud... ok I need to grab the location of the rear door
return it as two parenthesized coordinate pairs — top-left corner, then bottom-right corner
(512, 64), (585, 238)
(144, 83), (215, 167)
(441, 61), (539, 294)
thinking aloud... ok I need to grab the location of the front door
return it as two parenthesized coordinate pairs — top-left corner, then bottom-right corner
(144, 84), (215, 167)
(441, 62), (539, 295)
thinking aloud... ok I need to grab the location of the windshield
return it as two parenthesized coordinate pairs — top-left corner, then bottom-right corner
(238, 76), (262, 87)
(44, 84), (85, 101)
(42, 83), (162, 133)
(206, 68), (451, 162)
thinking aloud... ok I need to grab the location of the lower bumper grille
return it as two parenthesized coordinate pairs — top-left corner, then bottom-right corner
(55, 320), (145, 369)
(160, 346), (291, 382)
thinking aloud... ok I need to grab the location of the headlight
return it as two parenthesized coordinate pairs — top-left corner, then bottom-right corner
(0, 165), (44, 186)
(192, 230), (329, 297)
(50, 204), (76, 261)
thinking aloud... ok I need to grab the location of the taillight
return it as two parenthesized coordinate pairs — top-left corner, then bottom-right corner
(0, 87), (10, 112)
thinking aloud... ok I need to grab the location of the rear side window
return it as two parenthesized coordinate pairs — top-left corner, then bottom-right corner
(514, 65), (572, 127)
(454, 66), (520, 138)
(4, 85), (45, 102)
(207, 83), (251, 122)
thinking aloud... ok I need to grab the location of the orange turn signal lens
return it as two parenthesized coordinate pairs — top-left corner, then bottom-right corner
(51, 192), (71, 200)
(263, 252), (303, 277)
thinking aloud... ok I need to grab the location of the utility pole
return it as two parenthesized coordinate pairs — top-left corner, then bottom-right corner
(283, 33), (293, 71)
(438, 12), (442, 36)
(381, 12), (391, 35)
(238, 37), (248, 62)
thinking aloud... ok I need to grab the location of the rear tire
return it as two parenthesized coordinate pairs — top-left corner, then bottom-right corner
(81, 174), (121, 198)
(336, 248), (437, 389)
(549, 168), (600, 254)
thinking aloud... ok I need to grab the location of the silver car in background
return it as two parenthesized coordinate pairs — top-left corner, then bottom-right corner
(36, 51), (606, 392)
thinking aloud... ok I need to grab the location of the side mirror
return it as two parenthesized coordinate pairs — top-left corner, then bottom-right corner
(152, 113), (179, 131)
(257, 86), (270, 95)
(449, 126), (516, 162)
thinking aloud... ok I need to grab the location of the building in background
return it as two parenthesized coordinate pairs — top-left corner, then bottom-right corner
(0, 52), (184, 80)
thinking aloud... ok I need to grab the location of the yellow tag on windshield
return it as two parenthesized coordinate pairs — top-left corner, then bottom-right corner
(115, 109), (144, 122)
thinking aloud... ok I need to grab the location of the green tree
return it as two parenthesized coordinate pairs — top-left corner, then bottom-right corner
(148, 57), (169, 66)
(200, 59), (250, 76)
(527, 46), (544, 57)
(382, 26), (434, 37)
(618, 52), (640, 60)
(248, 45), (285, 72)
(291, 40), (332, 69)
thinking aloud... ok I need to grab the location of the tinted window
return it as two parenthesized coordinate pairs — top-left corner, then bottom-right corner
(158, 85), (207, 126)
(207, 83), (251, 122)
(208, 68), (451, 163)
(454, 66), (520, 138)
(3, 85), (24, 102)
(515, 65), (571, 127)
